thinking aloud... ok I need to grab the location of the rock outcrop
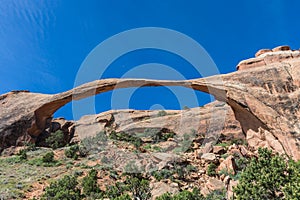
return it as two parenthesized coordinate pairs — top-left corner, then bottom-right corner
(1, 46), (300, 160)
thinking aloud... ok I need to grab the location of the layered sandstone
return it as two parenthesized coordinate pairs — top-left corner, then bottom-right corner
(1, 46), (300, 160)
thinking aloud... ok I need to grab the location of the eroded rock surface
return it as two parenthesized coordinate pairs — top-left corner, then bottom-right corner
(1, 46), (300, 160)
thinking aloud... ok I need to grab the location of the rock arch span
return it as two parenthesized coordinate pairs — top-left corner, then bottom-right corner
(1, 48), (300, 159)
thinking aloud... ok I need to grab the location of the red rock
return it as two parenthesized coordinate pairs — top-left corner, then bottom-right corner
(206, 178), (225, 191)
(227, 179), (238, 199)
(213, 146), (226, 154)
(255, 49), (272, 57)
(272, 45), (291, 52)
(217, 155), (237, 175)
(1, 47), (300, 161)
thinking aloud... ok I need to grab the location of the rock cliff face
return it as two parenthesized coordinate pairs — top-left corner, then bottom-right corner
(1, 46), (300, 160)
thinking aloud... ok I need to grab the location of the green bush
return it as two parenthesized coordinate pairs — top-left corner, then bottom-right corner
(106, 182), (126, 199)
(157, 110), (167, 117)
(42, 151), (54, 163)
(82, 169), (101, 196)
(24, 142), (37, 151)
(105, 175), (151, 200)
(112, 193), (131, 200)
(46, 130), (67, 149)
(207, 163), (217, 176)
(205, 189), (226, 200)
(41, 175), (81, 200)
(65, 144), (79, 159)
(125, 176), (151, 200)
(80, 131), (109, 155)
(157, 188), (204, 200)
(17, 149), (27, 160)
(283, 159), (300, 199)
(110, 131), (142, 150)
(152, 169), (174, 181)
(234, 147), (300, 199)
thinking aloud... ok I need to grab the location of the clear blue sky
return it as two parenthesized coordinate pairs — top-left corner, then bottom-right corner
(1, 1), (299, 120)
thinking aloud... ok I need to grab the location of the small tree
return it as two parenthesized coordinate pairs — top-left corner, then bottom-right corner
(65, 144), (79, 159)
(157, 188), (204, 200)
(234, 147), (300, 199)
(82, 169), (101, 196)
(46, 130), (67, 149)
(17, 149), (27, 160)
(41, 175), (81, 200)
(125, 176), (151, 200)
(42, 151), (54, 163)
(207, 163), (217, 176)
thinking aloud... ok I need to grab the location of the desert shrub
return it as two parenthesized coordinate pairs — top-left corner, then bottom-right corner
(42, 151), (54, 163)
(174, 164), (187, 180)
(207, 163), (217, 176)
(283, 159), (300, 199)
(183, 105), (190, 110)
(112, 193), (131, 200)
(110, 131), (142, 149)
(157, 188), (204, 200)
(152, 169), (174, 181)
(231, 138), (247, 146)
(143, 128), (175, 143)
(82, 169), (101, 196)
(234, 155), (249, 172)
(41, 175), (81, 200)
(174, 132), (195, 153)
(106, 182), (127, 199)
(65, 144), (79, 159)
(124, 161), (141, 175)
(105, 175), (151, 200)
(234, 147), (300, 199)
(205, 189), (226, 200)
(124, 176), (151, 200)
(17, 149), (27, 160)
(157, 110), (167, 117)
(80, 131), (109, 154)
(24, 142), (37, 151)
(45, 130), (67, 149)
(153, 132), (175, 142)
(78, 145), (88, 157)
(186, 164), (197, 173)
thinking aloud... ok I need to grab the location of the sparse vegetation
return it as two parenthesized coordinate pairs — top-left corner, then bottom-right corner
(64, 144), (79, 160)
(41, 175), (82, 200)
(109, 131), (142, 150)
(234, 147), (300, 199)
(183, 105), (190, 110)
(156, 188), (204, 200)
(152, 169), (174, 181)
(174, 132), (195, 153)
(42, 151), (54, 163)
(17, 149), (27, 160)
(124, 175), (152, 200)
(157, 110), (167, 117)
(207, 163), (217, 176)
(82, 169), (102, 196)
(45, 130), (67, 149)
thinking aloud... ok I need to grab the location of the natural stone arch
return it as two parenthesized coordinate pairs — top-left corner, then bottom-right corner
(29, 78), (227, 138)
(1, 49), (300, 159)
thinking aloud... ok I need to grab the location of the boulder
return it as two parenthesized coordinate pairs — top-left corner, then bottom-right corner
(206, 178), (225, 191)
(201, 153), (217, 162)
(217, 155), (237, 175)
(151, 182), (179, 199)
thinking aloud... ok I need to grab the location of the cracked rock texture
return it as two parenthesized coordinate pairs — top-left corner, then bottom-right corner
(1, 46), (300, 160)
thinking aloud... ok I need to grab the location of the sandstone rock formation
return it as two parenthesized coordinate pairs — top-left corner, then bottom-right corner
(1, 46), (300, 161)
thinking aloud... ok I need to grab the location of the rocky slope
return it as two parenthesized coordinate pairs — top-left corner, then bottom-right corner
(1, 45), (300, 199)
